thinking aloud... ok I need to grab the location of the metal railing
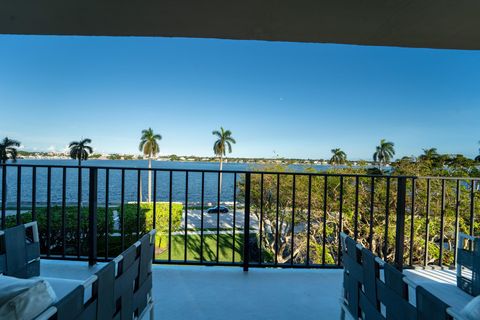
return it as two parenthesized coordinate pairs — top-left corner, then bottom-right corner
(0, 163), (479, 270)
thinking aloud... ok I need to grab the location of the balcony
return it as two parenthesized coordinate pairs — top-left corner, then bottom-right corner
(39, 259), (343, 319)
(1, 163), (479, 319)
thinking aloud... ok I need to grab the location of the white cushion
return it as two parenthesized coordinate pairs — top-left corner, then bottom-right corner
(461, 295), (480, 320)
(39, 277), (86, 302)
(0, 275), (56, 320)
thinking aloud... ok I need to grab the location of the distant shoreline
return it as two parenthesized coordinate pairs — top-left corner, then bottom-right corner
(16, 153), (369, 166)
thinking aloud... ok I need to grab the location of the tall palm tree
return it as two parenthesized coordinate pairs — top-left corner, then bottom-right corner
(329, 148), (347, 165)
(69, 138), (93, 166)
(0, 137), (21, 164)
(476, 141), (480, 163)
(419, 148), (439, 161)
(373, 139), (395, 166)
(212, 127), (236, 191)
(139, 128), (162, 202)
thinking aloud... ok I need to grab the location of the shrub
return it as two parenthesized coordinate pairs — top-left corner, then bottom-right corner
(6, 206), (114, 256)
(121, 202), (183, 237)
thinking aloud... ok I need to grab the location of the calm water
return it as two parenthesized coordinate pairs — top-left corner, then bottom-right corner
(0, 160), (330, 206)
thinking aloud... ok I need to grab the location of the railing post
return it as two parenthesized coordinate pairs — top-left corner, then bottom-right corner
(88, 167), (98, 266)
(394, 177), (407, 271)
(243, 173), (251, 272)
(1, 165), (6, 230)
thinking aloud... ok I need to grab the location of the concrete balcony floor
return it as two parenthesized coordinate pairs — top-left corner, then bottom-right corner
(41, 260), (343, 320)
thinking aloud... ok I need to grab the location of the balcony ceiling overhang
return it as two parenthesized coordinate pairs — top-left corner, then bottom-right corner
(1, 0), (480, 50)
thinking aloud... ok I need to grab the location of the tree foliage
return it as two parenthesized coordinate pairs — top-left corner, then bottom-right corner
(69, 138), (93, 166)
(212, 127), (236, 157)
(139, 128), (162, 158)
(373, 139), (395, 165)
(330, 148), (347, 165)
(239, 156), (480, 267)
(0, 137), (20, 164)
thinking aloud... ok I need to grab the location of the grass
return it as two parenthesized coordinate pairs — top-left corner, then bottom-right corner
(155, 233), (244, 262)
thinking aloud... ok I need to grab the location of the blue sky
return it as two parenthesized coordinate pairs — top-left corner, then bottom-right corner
(0, 35), (479, 160)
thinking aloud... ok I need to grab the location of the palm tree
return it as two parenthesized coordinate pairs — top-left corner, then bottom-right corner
(373, 139), (395, 166)
(476, 141), (480, 163)
(212, 127), (236, 191)
(69, 138), (93, 166)
(0, 137), (21, 164)
(139, 128), (162, 203)
(329, 148), (347, 165)
(419, 148), (439, 161)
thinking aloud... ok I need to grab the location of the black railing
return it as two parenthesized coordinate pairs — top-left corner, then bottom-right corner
(0, 163), (479, 270)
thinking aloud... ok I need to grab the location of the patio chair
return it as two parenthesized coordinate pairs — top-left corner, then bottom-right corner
(114, 230), (155, 320)
(0, 221), (40, 278)
(0, 222), (155, 320)
(456, 233), (480, 296)
(340, 232), (454, 320)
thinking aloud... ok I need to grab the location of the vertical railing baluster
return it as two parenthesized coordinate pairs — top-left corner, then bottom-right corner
(243, 173), (251, 272)
(200, 172), (205, 263)
(88, 168), (98, 266)
(184, 171), (188, 262)
(105, 168), (109, 260)
(168, 171), (172, 262)
(470, 180), (475, 237)
(409, 178), (415, 267)
(216, 171), (220, 263)
(153, 170), (157, 230)
(337, 176), (344, 266)
(120, 169), (125, 251)
(394, 177), (407, 271)
(424, 179), (430, 267)
(136, 169), (141, 239)
(258, 173), (264, 265)
(16, 166), (21, 225)
(354, 176), (359, 241)
(47, 167), (52, 257)
(275, 174), (280, 266)
(77, 167), (82, 258)
(290, 175), (296, 266)
(1, 165), (6, 229)
(152, 170), (156, 262)
(322, 175), (328, 265)
(62, 168), (66, 258)
(306, 175), (312, 266)
(232, 173), (237, 264)
(454, 179), (460, 265)
(32, 167), (36, 222)
(383, 177), (390, 260)
(439, 179), (446, 266)
(369, 177), (375, 250)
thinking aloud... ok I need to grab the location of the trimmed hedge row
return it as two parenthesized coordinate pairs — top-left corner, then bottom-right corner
(121, 202), (183, 236)
(5, 206), (114, 256)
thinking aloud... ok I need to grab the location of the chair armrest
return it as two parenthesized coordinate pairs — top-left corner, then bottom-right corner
(402, 276), (419, 289)
(35, 306), (57, 320)
(24, 221), (40, 243)
(447, 307), (468, 320)
(82, 275), (97, 289)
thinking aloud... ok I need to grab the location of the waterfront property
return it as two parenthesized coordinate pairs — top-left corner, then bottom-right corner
(2, 0), (480, 318)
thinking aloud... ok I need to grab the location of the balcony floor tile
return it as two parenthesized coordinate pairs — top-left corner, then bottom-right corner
(152, 266), (342, 320)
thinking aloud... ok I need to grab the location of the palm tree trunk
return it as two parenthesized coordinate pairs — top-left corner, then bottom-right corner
(78, 157), (81, 166)
(219, 156), (223, 202)
(148, 158), (152, 203)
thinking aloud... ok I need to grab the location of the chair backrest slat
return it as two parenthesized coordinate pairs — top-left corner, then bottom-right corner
(340, 232), (453, 320)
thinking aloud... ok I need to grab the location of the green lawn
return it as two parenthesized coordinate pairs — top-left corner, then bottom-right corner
(155, 233), (245, 262)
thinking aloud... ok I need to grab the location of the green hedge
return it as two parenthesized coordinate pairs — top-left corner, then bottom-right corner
(6, 206), (114, 256)
(121, 202), (183, 236)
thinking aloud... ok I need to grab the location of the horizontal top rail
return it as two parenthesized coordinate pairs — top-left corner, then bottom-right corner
(3, 162), (480, 180)
(0, 163), (423, 179)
